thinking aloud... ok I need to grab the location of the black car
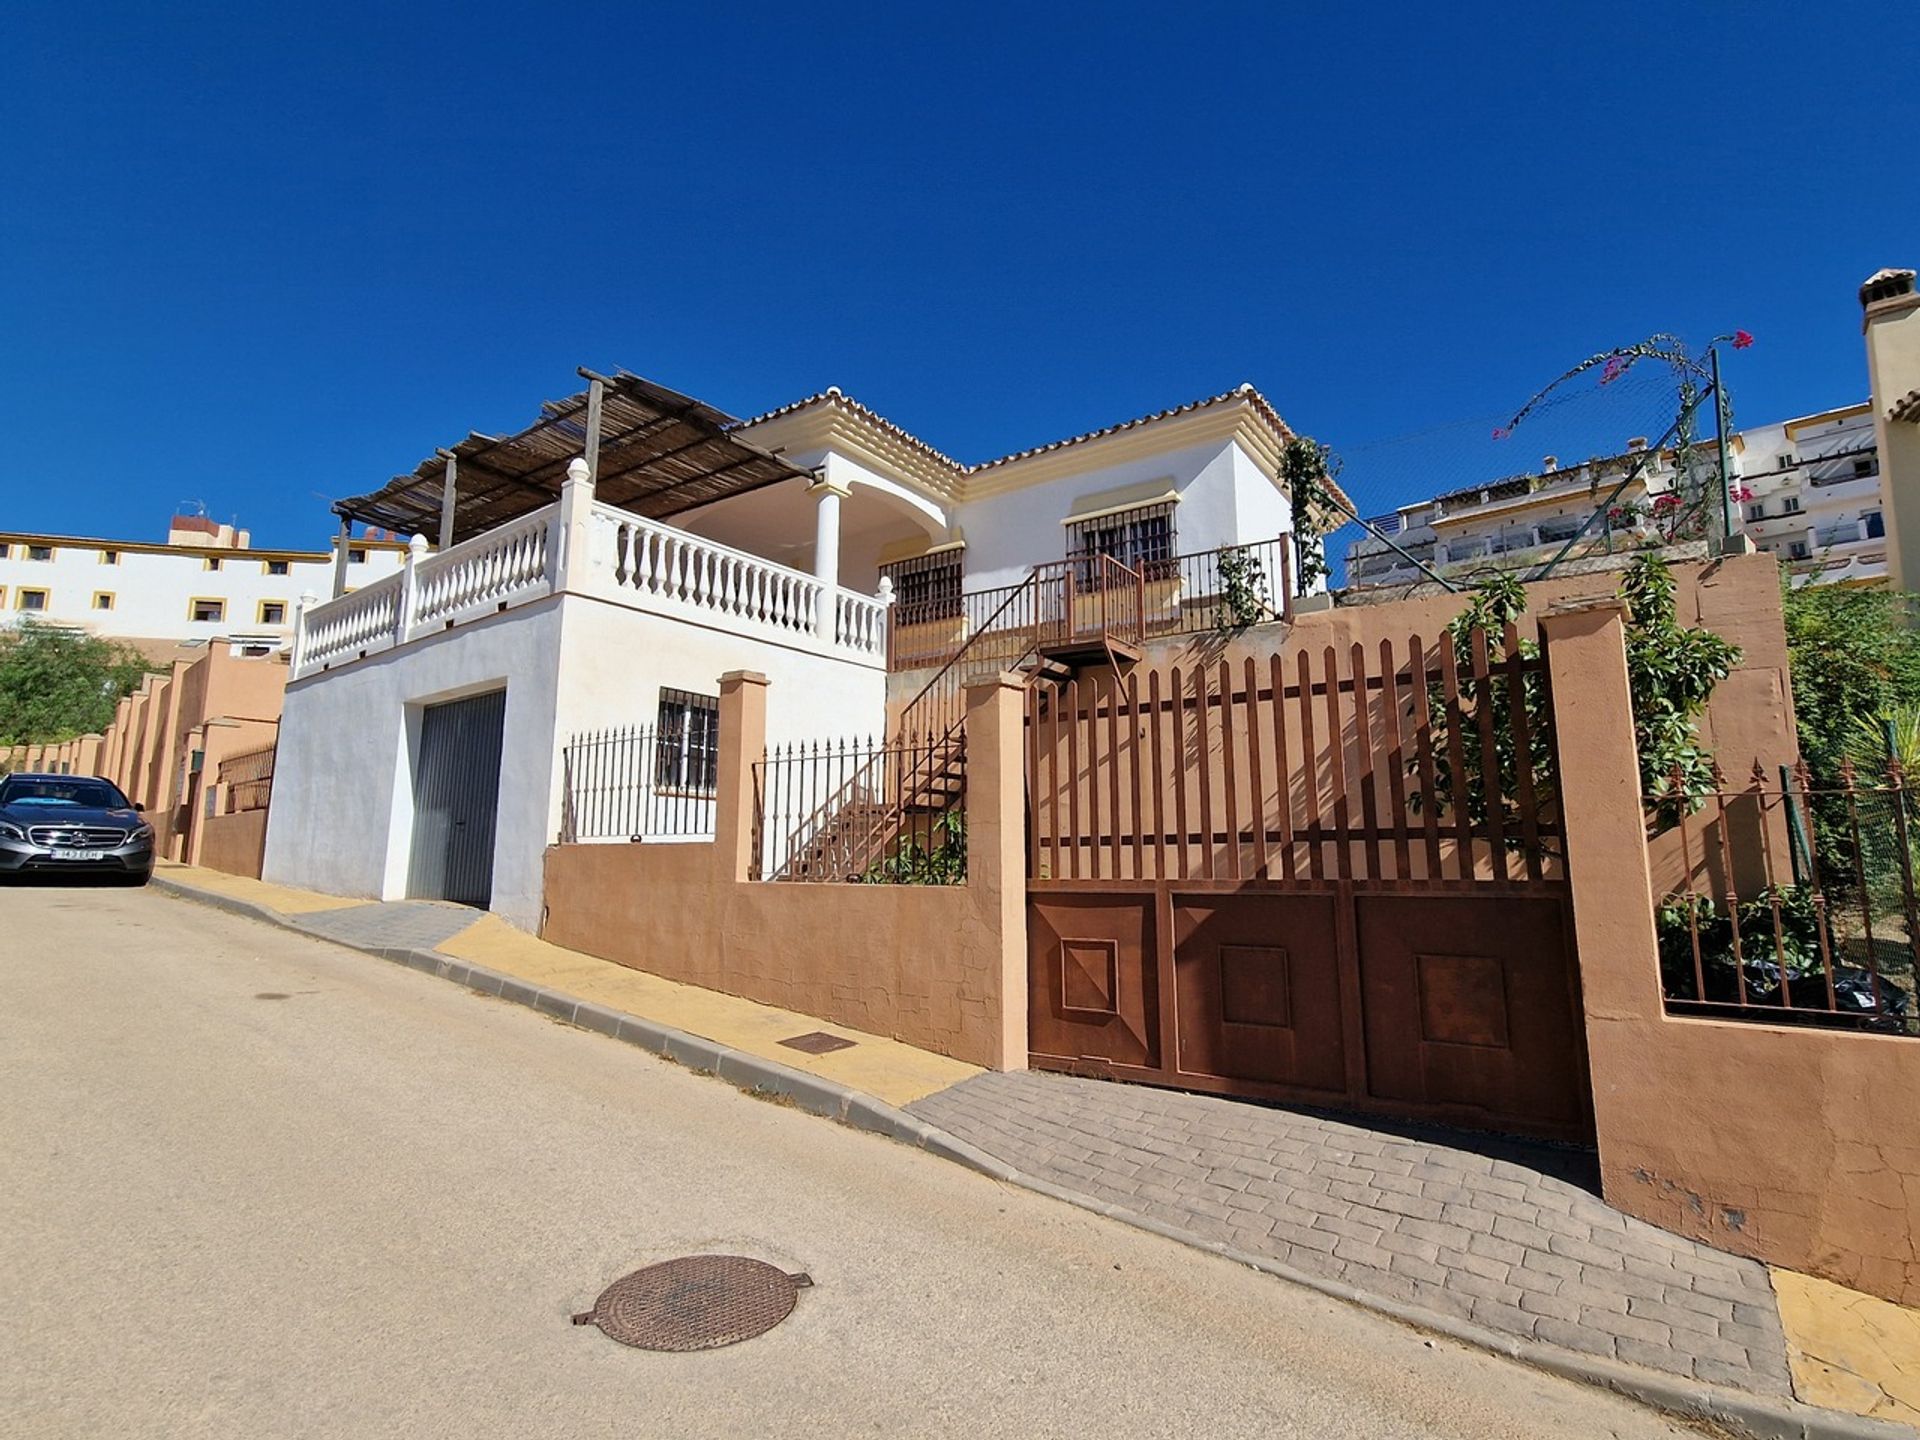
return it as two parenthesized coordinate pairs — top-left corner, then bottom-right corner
(0, 773), (155, 884)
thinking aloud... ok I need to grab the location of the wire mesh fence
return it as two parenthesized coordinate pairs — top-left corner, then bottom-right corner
(561, 725), (717, 842)
(753, 732), (966, 884)
(1324, 338), (1740, 600)
(1650, 762), (1918, 1036)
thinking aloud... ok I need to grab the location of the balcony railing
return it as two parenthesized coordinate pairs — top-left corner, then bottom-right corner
(888, 536), (1293, 675)
(292, 498), (890, 680)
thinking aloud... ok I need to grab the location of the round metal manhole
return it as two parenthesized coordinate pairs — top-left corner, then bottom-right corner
(572, 1255), (810, 1351)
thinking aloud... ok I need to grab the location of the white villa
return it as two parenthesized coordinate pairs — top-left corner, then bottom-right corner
(263, 371), (1318, 928)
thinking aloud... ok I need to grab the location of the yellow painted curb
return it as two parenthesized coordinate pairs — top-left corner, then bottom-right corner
(1772, 1267), (1920, 1426)
(154, 860), (361, 915)
(438, 914), (980, 1107)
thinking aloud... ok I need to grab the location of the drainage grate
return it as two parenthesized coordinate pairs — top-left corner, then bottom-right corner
(778, 1031), (856, 1055)
(573, 1255), (811, 1351)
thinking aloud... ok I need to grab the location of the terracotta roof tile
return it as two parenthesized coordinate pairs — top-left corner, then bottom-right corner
(1891, 388), (1920, 425)
(739, 382), (1294, 480)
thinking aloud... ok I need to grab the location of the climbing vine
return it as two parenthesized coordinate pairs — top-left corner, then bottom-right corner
(1423, 554), (1740, 840)
(1212, 545), (1270, 634)
(1280, 435), (1340, 596)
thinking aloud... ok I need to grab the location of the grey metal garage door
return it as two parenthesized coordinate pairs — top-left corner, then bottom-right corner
(407, 689), (507, 908)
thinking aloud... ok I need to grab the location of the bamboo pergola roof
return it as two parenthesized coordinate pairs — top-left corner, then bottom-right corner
(333, 369), (811, 545)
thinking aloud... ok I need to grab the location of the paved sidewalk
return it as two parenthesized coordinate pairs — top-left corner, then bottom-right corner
(913, 1070), (1793, 1396)
(147, 862), (1916, 1438)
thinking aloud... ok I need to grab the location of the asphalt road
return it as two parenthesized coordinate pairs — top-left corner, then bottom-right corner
(0, 884), (1707, 1439)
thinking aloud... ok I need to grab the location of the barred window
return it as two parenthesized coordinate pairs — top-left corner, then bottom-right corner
(879, 551), (964, 620)
(1066, 501), (1176, 585)
(655, 687), (719, 794)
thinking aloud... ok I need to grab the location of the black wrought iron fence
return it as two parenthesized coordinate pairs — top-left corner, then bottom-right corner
(1650, 761), (1918, 1036)
(561, 725), (716, 842)
(753, 731), (966, 884)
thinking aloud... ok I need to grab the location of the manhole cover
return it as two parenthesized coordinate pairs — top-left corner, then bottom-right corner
(778, 1030), (856, 1055)
(573, 1255), (810, 1351)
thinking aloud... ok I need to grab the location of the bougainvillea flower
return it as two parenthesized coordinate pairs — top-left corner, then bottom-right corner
(1733, 330), (1754, 349)
(1600, 355), (1626, 385)
(1491, 427), (1509, 441)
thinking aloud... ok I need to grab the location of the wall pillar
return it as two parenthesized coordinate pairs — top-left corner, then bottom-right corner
(1539, 600), (1667, 1208)
(553, 457), (597, 595)
(807, 474), (848, 633)
(714, 669), (769, 882)
(963, 671), (1030, 1071)
(1861, 268), (1920, 590)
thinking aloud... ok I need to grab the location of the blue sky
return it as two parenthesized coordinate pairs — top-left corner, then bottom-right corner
(3, 1), (1914, 549)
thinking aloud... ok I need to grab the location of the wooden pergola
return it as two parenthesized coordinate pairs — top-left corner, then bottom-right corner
(332, 369), (813, 552)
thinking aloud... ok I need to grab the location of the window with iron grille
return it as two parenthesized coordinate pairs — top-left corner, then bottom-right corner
(878, 552), (964, 620)
(654, 688), (720, 794)
(1066, 501), (1176, 585)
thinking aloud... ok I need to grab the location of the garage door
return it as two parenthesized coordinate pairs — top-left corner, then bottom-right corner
(407, 689), (507, 908)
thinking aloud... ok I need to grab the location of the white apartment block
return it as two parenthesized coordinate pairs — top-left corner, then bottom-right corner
(1733, 404), (1884, 587)
(0, 515), (408, 660)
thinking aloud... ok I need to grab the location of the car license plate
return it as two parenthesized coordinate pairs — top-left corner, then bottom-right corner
(50, 848), (106, 862)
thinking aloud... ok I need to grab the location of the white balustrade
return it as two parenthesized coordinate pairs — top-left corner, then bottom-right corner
(291, 498), (888, 680)
(412, 509), (555, 629)
(591, 503), (888, 662)
(295, 572), (405, 675)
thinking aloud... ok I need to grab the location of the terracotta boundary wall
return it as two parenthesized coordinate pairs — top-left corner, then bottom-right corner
(10, 647), (287, 868)
(541, 670), (1027, 1069)
(1544, 601), (1920, 1308)
(196, 806), (269, 879)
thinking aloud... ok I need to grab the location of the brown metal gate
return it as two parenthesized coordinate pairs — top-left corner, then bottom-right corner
(1025, 629), (1594, 1143)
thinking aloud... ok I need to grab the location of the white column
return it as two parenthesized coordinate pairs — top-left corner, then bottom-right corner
(807, 473), (849, 633)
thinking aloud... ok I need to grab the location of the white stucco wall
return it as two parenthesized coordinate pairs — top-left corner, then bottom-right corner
(263, 588), (889, 932)
(951, 437), (1287, 592)
(0, 538), (405, 646)
(263, 599), (568, 930)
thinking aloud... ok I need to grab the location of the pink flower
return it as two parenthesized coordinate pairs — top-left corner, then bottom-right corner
(1732, 330), (1754, 350)
(1600, 355), (1627, 386)
(1652, 493), (1681, 512)
(1491, 427), (1509, 441)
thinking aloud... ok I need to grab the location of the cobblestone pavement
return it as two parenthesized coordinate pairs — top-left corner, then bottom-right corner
(911, 1070), (1793, 1397)
(290, 901), (480, 953)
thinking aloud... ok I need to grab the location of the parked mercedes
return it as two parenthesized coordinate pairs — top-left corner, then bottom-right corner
(0, 774), (154, 884)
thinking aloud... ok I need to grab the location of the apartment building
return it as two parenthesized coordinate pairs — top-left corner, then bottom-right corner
(1732, 404), (1884, 586)
(1344, 409), (1884, 592)
(0, 515), (408, 661)
(1344, 438), (1701, 588)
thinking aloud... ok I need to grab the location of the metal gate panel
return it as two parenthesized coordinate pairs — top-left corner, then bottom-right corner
(407, 689), (506, 908)
(1028, 893), (1159, 1070)
(1355, 892), (1589, 1139)
(1172, 891), (1347, 1093)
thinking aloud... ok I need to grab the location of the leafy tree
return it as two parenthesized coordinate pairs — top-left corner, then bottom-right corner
(1780, 583), (1920, 782)
(0, 622), (160, 746)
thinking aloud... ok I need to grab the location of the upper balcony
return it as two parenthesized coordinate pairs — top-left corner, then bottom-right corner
(291, 479), (889, 681)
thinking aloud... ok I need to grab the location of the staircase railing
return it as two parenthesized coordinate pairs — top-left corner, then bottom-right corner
(754, 731), (966, 882)
(895, 568), (1047, 747)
